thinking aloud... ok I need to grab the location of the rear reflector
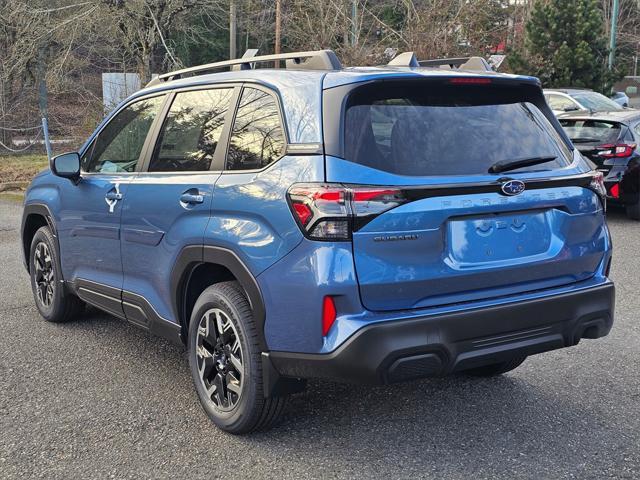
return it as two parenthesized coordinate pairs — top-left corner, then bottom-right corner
(610, 183), (620, 199)
(322, 296), (337, 336)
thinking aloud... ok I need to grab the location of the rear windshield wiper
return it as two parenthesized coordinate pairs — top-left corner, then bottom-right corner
(488, 156), (557, 174)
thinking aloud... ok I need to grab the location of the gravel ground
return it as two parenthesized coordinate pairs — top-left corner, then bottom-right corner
(0, 199), (638, 480)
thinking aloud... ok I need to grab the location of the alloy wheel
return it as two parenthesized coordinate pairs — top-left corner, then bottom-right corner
(195, 308), (244, 411)
(33, 242), (54, 308)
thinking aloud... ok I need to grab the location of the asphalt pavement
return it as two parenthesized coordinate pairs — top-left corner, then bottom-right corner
(0, 199), (638, 479)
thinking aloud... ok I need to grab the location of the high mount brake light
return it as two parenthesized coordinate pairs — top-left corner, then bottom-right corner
(596, 143), (636, 158)
(287, 184), (406, 240)
(449, 78), (492, 85)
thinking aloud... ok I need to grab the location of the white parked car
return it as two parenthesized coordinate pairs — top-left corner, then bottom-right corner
(611, 91), (630, 107)
(544, 88), (625, 115)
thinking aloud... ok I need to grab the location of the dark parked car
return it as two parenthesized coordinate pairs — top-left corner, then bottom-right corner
(560, 110), (640, 219)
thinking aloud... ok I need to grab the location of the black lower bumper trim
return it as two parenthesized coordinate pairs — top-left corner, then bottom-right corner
(267, 282), (615, 385)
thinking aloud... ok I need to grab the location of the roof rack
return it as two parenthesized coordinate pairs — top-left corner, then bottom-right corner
(387, 52), (494, 72)
(147, 49), (342, 87)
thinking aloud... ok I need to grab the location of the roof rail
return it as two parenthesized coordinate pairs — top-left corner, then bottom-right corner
(387, 52), (494, 72)
(147, 49), (342, 87)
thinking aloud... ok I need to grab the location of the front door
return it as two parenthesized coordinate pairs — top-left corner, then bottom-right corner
(120, 86), (236, 326)
(57, 94), (166, 315)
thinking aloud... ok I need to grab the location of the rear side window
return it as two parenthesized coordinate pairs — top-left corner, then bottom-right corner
(559, 119), (622, 144)
(84, 96), (164, 173)
(344, 83), (572, 176)
(226, 87), (285, 171)
(546, 94), (578, 111)
(150, 88), (234, 172)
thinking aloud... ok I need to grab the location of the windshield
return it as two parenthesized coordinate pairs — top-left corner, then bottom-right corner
(572, 92), (623, 112)
(559, 119), (621, 144)
(344, 83), (572, 176)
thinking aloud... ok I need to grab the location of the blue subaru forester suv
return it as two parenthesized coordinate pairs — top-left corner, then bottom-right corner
(21, 50), (615, 433)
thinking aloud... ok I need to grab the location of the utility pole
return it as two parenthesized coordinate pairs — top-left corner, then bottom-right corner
(37, 44), (52, 160)
(230, 0), (237, 60)
(275, 0), (281, 68)
(351, 0), (358, 47)
(608, 0), (620, 70)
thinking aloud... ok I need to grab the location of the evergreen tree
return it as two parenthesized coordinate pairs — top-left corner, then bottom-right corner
(509, 0), (615, 91)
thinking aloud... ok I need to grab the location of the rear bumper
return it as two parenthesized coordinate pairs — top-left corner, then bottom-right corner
(267, 281), (615, 384)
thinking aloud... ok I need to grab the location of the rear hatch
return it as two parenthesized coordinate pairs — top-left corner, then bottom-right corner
(323, 77), (608, 311)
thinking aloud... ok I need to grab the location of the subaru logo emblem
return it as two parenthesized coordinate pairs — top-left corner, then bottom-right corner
(501, 179), (526, 196)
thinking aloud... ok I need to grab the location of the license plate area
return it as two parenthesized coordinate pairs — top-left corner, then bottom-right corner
(447, 210), (552, 265)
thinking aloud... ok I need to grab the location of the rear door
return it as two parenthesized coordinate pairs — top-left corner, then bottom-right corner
(324, 78), (608, 311)
(120, 86), (236, 325)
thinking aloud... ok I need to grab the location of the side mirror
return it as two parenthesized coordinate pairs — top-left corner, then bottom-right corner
(51, 152), (80, 181)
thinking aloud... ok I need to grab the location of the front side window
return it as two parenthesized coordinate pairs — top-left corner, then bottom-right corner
(150, 88), (234, 172)
(83, 96), (164, 173)
(344, 82), (572, 176)
(572, 92), (622, 112)
(226, 87), (285, 171)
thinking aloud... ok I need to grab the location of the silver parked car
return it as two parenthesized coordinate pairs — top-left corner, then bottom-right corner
(544, 88), (625, 115)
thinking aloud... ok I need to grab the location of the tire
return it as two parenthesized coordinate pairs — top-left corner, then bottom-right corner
(626, 199), (640, 220)
(462, 355), (527, 377)
(188, 281), (287, 434)
(29, 226), (84, 323)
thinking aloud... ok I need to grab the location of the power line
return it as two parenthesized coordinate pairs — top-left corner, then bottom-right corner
(0, 125), (42, 132)
(0, 129), (43, 153)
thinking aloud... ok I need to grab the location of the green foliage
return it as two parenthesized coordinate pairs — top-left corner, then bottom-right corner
(509, 0), (618, 92)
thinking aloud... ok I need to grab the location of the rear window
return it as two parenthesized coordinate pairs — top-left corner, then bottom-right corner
(344, 83), (572, 176)
(559, 119), (621, 145)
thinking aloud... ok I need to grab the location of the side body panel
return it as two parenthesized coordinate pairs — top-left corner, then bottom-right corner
(120, 172), (219, 323)
(205, 155), (322, 277)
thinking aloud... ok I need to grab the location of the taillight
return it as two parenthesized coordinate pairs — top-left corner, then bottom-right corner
(287, 183), (406, 241)
(596, 143), (636, 158)
(589, 171), (607, 210)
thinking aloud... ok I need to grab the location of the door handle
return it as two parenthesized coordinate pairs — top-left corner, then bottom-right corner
(105, 191), (123, 201)
(105, 183), (123, 213)
(180, 192), (204, 205)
